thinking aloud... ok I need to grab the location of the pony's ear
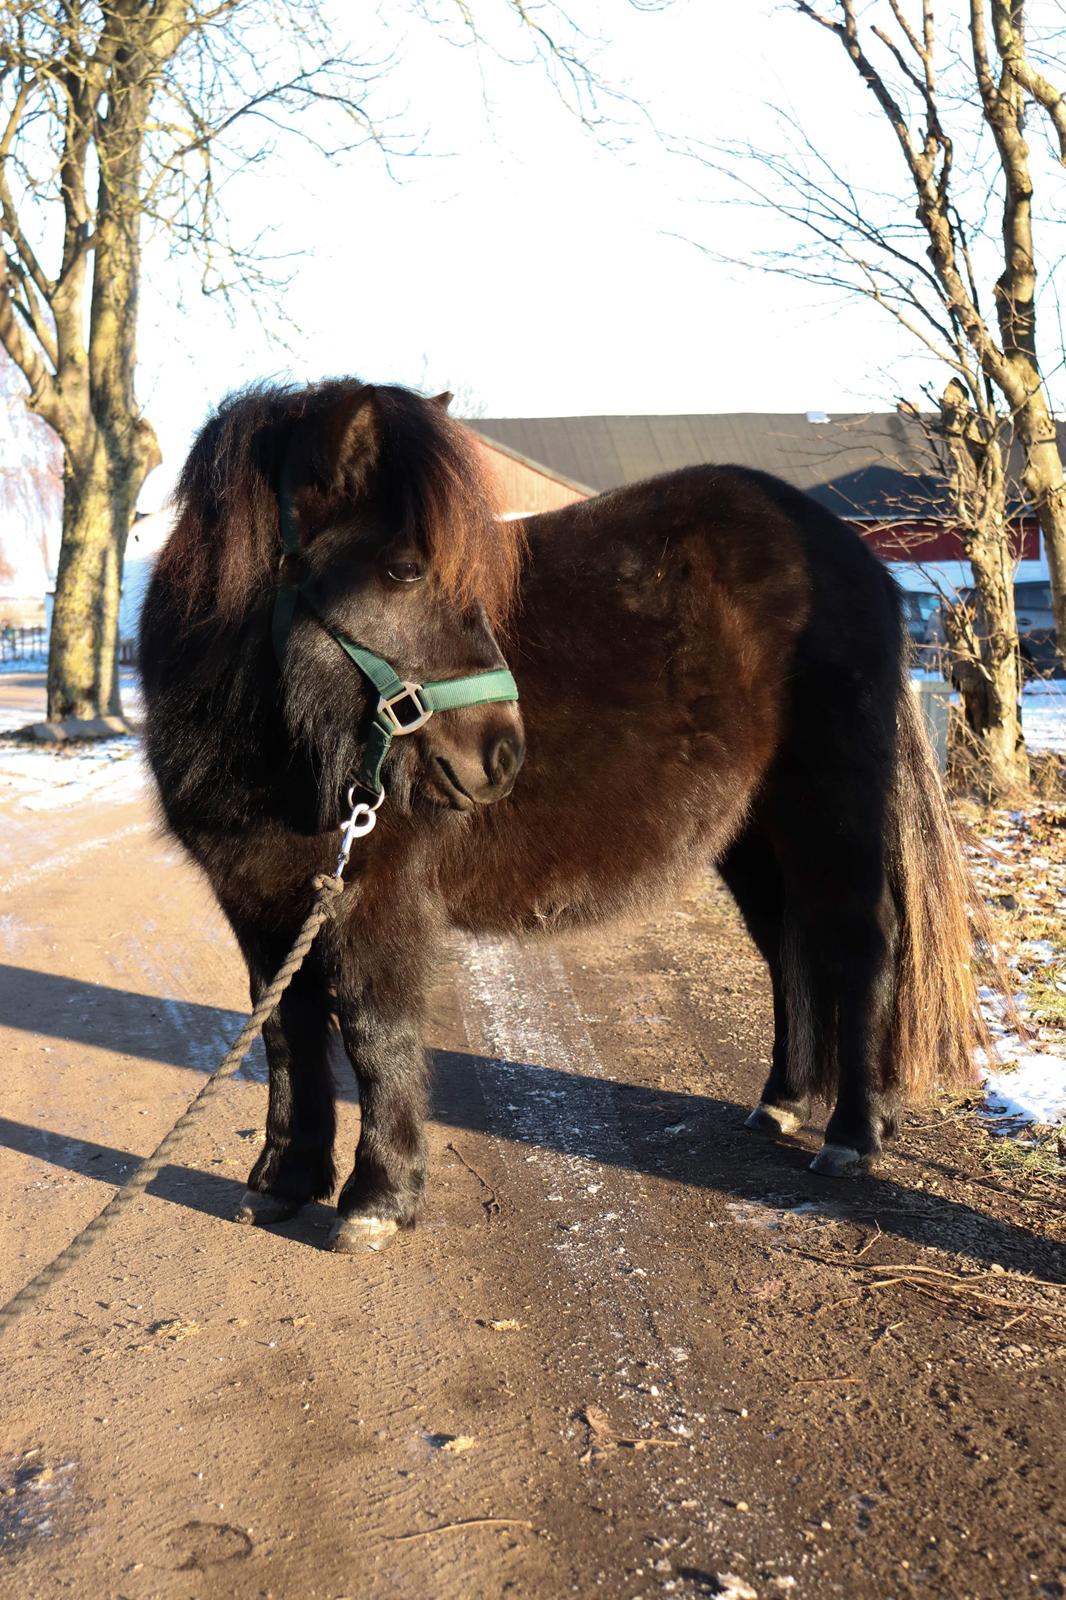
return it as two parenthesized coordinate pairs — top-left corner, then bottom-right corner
(429, 391), (453, 413)
(320, 387), (381, 491)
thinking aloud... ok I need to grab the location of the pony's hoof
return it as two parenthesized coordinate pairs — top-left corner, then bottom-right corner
(235, 1189), (300, 1226)
(329, 1214), (399, 1254)
(745, 1102), (804, 1137)
(809, 1143), (871, 1178)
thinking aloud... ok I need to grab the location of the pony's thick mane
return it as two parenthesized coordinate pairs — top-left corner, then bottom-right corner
(154, 379), (524, 628)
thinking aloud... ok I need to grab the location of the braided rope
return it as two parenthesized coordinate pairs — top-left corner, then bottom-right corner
(0, 872), (346, 1336)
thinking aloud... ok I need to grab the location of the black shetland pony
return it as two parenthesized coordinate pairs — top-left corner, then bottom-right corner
(140, 379), (979, 1252)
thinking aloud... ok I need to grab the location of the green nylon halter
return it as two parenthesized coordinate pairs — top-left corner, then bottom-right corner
(271, 472), (519, 800)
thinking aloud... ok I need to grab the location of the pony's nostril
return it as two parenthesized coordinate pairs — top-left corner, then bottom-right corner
(487, 734), (522, 788)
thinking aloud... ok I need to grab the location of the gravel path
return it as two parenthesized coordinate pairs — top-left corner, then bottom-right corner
(1, 675), (1064, 1599)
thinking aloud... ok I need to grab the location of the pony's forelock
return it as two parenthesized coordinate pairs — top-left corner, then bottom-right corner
(154, 380), (525, 629)
(372, 386), (524, 630)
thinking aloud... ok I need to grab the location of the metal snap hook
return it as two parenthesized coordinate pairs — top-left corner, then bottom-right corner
(334, 786), (385, 876)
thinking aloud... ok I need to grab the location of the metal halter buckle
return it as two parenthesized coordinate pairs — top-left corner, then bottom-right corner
(377, 682), (433, 735)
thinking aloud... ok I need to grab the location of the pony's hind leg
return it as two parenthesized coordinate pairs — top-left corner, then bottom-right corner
(806, 884), (900, 1176)
(778, 826), (901, 1177)
(236, 952), (337, 1225)
(717, 830), (811, 1136)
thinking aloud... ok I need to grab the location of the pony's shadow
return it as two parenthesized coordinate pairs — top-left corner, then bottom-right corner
(429, 1048), (1066, 1281)
(2, 1035), (1063, 1277)
(0, 1114), (339, 1250)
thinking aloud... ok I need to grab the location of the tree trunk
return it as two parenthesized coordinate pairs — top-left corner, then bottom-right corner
(1016, 404), (1066, 669)
(945, 536), (1029, 797)
(46, 425), (152, 723)
(44, 40), (166, 727)
(938, 381), (1029, 797)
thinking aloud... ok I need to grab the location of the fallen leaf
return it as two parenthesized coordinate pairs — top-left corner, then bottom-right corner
(149, 1319), (199, 1343)
(424, 1432), (478, 1453)
(581, 1404), (613, 1437)
(440, 1435), (477, 1454)
(487, 1319), (523, 1332)
(578, 1403), (681, 1464)
(711, 1576), (758, 1600)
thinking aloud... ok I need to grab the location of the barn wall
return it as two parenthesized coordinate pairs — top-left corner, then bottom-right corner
(474, 439), (588, 516)
(842, 517), (1038, 565)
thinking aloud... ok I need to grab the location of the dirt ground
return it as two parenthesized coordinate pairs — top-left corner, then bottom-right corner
(1, 672), (1064, 1600)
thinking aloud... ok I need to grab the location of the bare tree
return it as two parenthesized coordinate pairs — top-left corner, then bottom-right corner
(696, 0), (1065, 793)
(0, 1), (394, 723)
(1, 0), (669, 727)
(826, 394), (1030, 792)
(786, 3), (1066, 655)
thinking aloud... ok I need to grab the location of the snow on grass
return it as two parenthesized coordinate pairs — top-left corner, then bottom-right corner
(1022, 680), (1066, 754)
(978, 980), (1066, 1127)
(964, 804), (1066, 1135)
(982, 1052), (1066, 1127)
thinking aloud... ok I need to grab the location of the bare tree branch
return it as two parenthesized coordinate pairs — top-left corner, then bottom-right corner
(991, 0), (1066, 161)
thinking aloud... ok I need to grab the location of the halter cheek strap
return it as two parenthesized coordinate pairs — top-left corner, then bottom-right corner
(271, 471), (519, 803)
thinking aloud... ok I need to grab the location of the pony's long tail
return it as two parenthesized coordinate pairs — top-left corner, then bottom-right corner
(885, 681), (986, 1098)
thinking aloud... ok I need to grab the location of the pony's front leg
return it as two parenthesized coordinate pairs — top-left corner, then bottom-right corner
(236, 953), (337, 1226)
(329, 979), (428, 1253)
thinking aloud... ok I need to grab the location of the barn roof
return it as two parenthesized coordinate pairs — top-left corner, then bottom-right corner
(471, 411), (1066, 521)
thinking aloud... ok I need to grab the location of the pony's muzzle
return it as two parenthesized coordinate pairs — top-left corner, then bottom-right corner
(428, 724), (524, 808)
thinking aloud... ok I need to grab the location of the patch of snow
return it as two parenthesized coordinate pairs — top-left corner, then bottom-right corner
(1022, 682), (1066, 752)
(982, 1051), (1066, 1126)
(979, 988), (1066, 1130)
(1020, 939), (1059, 962)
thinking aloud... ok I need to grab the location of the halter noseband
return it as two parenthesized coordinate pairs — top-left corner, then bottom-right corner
(271, 472), (520, 806)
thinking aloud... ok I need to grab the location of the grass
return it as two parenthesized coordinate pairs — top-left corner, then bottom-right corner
(1022, 972), (1066, 1030)
(981, 1129), (1066, 1181)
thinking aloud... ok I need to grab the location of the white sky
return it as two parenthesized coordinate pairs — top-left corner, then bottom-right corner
(121, 0), (1066, 508)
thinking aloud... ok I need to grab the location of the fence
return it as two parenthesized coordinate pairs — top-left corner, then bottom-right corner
(0, 626), (47, 665)
(1, 627), (138, 666)
(911, 676), (952, 771)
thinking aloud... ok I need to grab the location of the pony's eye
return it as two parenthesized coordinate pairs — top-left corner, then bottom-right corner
(386, 560), (425, 584)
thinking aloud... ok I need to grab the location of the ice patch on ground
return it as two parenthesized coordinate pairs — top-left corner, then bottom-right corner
(0, 738), (146, 810)
(0, 653), (47, 673)
(0, 1455), (76, 1549)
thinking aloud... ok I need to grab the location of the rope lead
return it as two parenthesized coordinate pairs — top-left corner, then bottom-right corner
(0, 872), (348, 1336)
